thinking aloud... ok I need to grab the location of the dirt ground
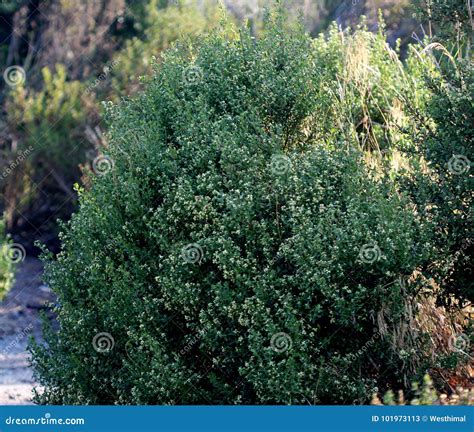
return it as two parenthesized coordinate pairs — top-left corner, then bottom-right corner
(0, 258), (53, 405)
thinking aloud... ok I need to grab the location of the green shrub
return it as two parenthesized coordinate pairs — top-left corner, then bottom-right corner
(0, 215), (18, 299)
(29, 11), (440, 405)
(7, 65), (91, 169)
(4, 64), (96, 248)
(406, 59), (473, 304)
(111, 0), (223, 97)
(395, 1), (473, 305)
(307, 18), (425, 154)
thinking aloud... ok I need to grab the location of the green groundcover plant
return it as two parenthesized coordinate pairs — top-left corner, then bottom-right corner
(0, 215), (17, 299)
(31, 10), (458, 405)
(373, 375), (474, 406)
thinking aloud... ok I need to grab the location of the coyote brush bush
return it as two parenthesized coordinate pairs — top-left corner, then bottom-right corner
(31, 13), (436, 404)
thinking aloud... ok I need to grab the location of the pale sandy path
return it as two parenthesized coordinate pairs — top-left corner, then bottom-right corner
(0, 258), (53, 404)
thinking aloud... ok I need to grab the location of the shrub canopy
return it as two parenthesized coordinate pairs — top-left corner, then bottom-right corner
(32, 13), (447, 405)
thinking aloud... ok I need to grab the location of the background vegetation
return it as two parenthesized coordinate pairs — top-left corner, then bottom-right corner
(0, 215), (17, 299)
